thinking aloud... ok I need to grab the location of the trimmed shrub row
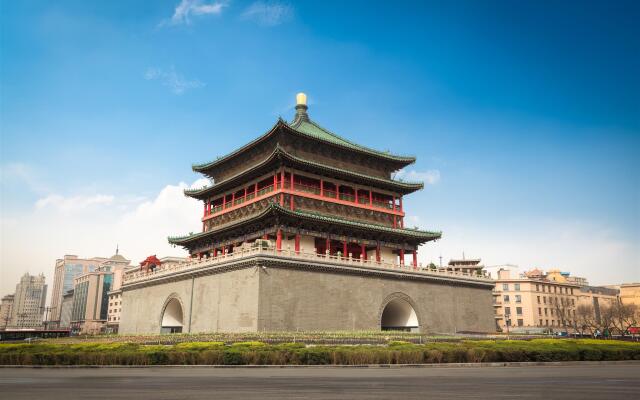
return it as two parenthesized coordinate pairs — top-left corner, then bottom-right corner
(1, 339), (638, 366)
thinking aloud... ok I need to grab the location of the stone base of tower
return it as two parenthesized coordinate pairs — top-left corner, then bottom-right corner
(119, 253), (494, 335)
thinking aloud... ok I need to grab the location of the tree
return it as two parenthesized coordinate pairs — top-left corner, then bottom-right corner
(599, 305), (616, 338)
(610, 302), (639, 337)
(553, 296), (572, 334)
(575, 304), (597, 336)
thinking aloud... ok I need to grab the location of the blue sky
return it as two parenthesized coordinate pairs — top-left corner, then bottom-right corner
(1, 1), (639, 294)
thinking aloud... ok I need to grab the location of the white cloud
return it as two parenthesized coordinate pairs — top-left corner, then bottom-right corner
(145, 67), (205, 95)
(190, 177), (211, 189)
(241, 1), (293, 26)
(166, 0), (227, 25)
(35, 194), (114, 212)
(0, 181), (202, 297)
(394, 169), (441, 185)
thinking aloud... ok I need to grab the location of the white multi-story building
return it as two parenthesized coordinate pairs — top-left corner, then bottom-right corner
(9, 273), (47, 329)
(0, 294), (15, 330)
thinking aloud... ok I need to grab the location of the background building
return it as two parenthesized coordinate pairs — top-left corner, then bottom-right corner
(619, 283), (640, 307)
(576, 285), (620, 323)
(70, 252), (130, 334)
(493, 268), (580, 333)
(9, 273), (47, 329)
(49, 255), (107, 328)
(59, 289), (74, 329)
(0, 294), (14, 330)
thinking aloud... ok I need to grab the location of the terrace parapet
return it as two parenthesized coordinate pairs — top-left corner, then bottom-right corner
(123, 245), (493, 287)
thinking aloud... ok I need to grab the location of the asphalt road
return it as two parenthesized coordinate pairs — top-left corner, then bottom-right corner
(1, 363), (638, 399)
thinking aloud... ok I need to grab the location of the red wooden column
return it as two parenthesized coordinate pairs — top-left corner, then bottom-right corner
(393, 216), (397, 229)
(244, 187), (247, 202)
(375, 244), (381, 263)
(276, 229), (282, 251)
(355, 188), (358, 204)
(399, 249), (405, 265)
(222, 194), (226, 210)
(280, 170), (285, 206)
(273, 173), (277, 190)
(399, 196), (403, 212)
(295, 234), (300, 253)
(214, 248), (218, 257)
(361, 244), (366, 261)
(222, 246), (226, 255)
(412, 250), (418, 269)
(254, 182), (258, 197)
(369, 190), (373, 206)
(290, 172), (295, 210)
(325, 238), (331, 254)
(343, 241), (348, 258)
(320, 179), (324, 197)
(203, 202), (207, 217)
(400, 218), (404, 228)
(392, 196), (396, 211)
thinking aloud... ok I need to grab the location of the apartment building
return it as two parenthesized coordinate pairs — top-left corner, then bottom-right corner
(493, 268), (580, 333)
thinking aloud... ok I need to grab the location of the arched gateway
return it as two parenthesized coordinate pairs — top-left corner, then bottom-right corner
(380, 295), (420, 332)
(160, 297), (184, 334)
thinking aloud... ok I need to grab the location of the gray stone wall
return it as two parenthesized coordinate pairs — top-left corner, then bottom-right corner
(257, 267), (494, 333)
(119, 268), (260, 335)
(119, 263), (493, 335)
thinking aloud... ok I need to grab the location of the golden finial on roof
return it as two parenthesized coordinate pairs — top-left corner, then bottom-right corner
(296, 92), (307, 106)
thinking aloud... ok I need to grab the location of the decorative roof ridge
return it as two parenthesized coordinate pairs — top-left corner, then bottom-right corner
(192, 119), (287, 172)
(193, 112), (417, 174)
(286, 117), (416, 163)
(184, 145), (424, 198)
(168, 201), (280, 243)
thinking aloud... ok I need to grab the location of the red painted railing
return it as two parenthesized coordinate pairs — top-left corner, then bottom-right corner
(202, 178), (402, 221)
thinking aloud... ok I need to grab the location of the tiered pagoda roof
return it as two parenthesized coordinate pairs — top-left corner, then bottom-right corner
(169, 202), (441, 247)
(185, 145), (424, 200)
(193, 118), (416, 177)
(169, 93), (441, 253)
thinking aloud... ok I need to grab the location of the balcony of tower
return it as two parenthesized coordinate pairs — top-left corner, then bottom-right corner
(200, 168), (407, 231)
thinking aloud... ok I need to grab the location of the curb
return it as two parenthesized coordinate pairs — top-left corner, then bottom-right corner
(1, 360), (639, 369)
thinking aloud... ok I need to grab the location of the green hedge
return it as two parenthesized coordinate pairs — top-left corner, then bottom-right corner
(0, 339), (638, 366)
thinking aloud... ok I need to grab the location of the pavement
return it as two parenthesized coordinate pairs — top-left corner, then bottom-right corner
(1, 363), (638, 399)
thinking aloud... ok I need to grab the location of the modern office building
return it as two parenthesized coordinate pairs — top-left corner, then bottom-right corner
(9, 273), (47, 329)
(49, 255), (107, 327)
(119, 93), (495, 335)
(59, 289), (74, 329)
(70, 252), (130, 334)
